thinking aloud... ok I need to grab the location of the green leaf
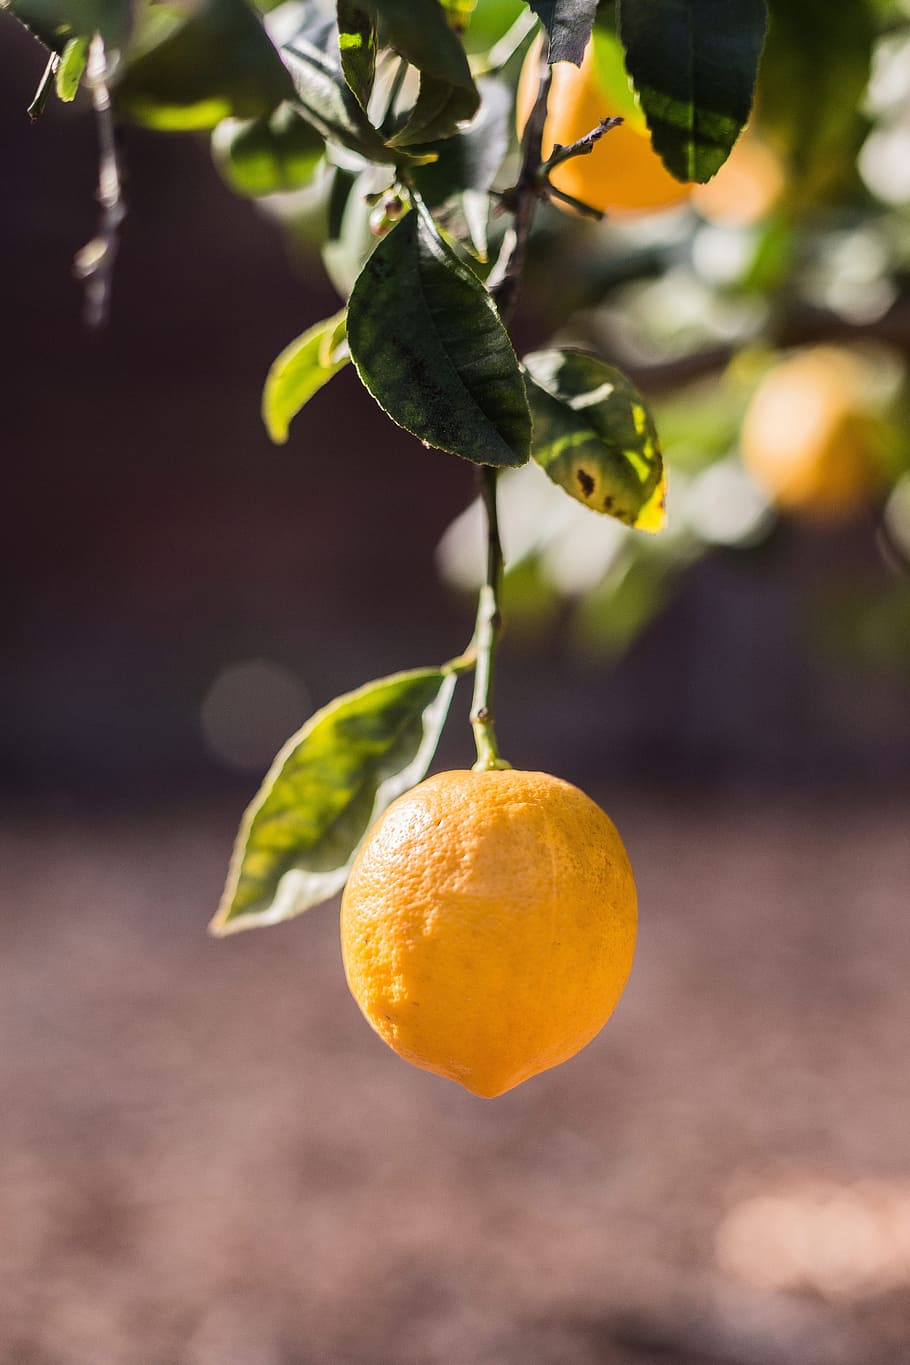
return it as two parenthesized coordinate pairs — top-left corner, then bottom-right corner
(262, 309), (349, 445)
(3, 0), (130, 51)
(362, 0), (481, 144)
(411, 76), (511, 206)
(211, 666), (458, 934)
(282, 9), (395, 161)
(54, 33), (88, 100)
(212, 101), (324, 197)
(336, 0), (376, 109)
(347, 198), (531, 468)
(590, 23), (646, 131)
(389, 72), (480, 147)
(370, 0), (476, 90)
(524, 0), (597, 65)
(617, 0), (767, 182)
(114, 0), (294, 130)
(523, 349), (666, 531)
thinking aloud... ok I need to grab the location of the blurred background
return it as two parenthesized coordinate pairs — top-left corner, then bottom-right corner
(3, 1), (910, 1361)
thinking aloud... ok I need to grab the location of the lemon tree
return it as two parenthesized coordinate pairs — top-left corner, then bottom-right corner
(12, 0), (908, 1090)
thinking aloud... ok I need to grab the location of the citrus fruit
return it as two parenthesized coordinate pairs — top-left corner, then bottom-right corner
(340, 768), (637, 1098)
(741, 346), (886, 520)
(516, 34), (690, 217)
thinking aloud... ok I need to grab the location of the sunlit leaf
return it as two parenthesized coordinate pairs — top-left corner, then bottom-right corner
(347, 198), (531, 467)
(211, 666), (458, 933)
(262, 309), (349, 445)
(617, 0), (767, 182)
(212, 101), (323, 196)
(282, 8), (395, 160)
(336, 0), (376, 109)
(54, 33), (88, 100)
(524, 348), (666, 531)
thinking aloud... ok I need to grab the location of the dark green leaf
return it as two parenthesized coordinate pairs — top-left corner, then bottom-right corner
(114, 0), (294, 130)
(369, 0), (475, 89)
(212, 101), (324, 197)
(389, 71), (480, 147)
(347, 199), (531, 467)
(524, 0), (597, 65)
(282, 9), (395, 161)
(262, 310), (349, 445)
(54, 33), (88, 100)
(211, 666), (457, 933)
(337, 0), (376, 108)
(362, 0), (480, 143)
(617, 0), (767, 182)
(411, 77), (511, 206)
(524, 349), (666, 531)
(3, 0), (129, 51)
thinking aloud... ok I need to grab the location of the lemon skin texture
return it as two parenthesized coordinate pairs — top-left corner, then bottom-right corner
(340, 769), (637, 1099)
(741, 347), (885, 521)
(517, 37), (691, 217)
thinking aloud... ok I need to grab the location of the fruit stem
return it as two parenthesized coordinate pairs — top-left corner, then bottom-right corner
(470, 465), (510, 771)
(468, 42), (563, 772)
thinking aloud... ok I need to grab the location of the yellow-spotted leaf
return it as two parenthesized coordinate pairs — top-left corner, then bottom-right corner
(523, 348), (666, 532)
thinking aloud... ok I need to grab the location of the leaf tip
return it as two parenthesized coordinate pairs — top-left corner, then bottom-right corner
(634, 469), (668, 533)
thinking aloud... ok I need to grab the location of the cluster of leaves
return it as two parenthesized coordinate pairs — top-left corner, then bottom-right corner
(5, 0), (772, 930)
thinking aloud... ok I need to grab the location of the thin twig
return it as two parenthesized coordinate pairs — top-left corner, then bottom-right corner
(73, 33), (125, 328)
(541, 116), (623, 175)
(487, 54), (551, 320)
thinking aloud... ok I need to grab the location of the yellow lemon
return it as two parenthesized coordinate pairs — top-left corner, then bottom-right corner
(341, 768), (637, 1098)
(741, 347), (887, 520)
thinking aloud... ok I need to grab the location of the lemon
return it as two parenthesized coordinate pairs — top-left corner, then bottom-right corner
(341, 769), (637, 1098)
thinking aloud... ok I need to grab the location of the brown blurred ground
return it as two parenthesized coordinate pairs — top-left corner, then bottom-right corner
(2, 797), (909, 1365)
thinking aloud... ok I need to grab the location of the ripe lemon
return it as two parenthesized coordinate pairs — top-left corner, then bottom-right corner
(516, 34), (690, 216)
(741, 347), (886, 520)
(340, 769), (637, 1098)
